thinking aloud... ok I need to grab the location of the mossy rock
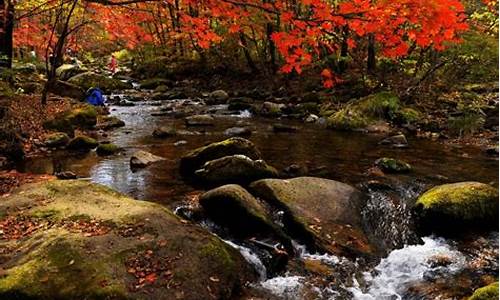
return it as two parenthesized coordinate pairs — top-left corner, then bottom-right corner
(469, 282), (499, 300)
(140, 78), (172, 90)
(327, 92), (401, 130)
(67, 136), (98, 151)
(375, 157), (412, 173)
(195, 155), (278, 186)
(96, 143), (121, 156)
(43, 132), (70, 148)
(180, 137), (261, 177)
(44, 105), (97, 136)
(249, 177), (376, 258)
(0, 180), (254, 300)
(97, 116), (125, 130)
(68, 72), (132, 93)
(414, 182), (499, 233)
(394, 107), (421, 124)
(56, 64), (87, 81)
(200, 184), (290, 247)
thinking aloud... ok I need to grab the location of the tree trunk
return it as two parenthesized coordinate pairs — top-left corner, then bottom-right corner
(239, 32), (258, 73)
(367, 34), (376, 73)
(0, 0), (14, 69)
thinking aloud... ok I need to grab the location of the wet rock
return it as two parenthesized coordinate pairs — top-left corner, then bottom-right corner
(209, 89), (229, 103)
(44, 105), (97, 136)
(67, 135), (98, 151)
(281, 164), (308, 178)
(468, 282), (499, 300)
(152, 126), (176, 138)
(224, 127), (252, 137)
(56, 64), (87, 81)
(97, 116), (125, 130)
(185, 114), (215, 126)
(43, 132), (70, 148)
(305, 114), (319, 123)
(174, 140), (187, 146)
(249, 177), (376, 257)
(96, 143), (121, 156)
(199, 184), (287, 241)
(139, 78), (173, 90)
(259, 101), (285, 117)
(228, 97), (253, 111)
(379, 134), (408, 148)
(115, 100), (135, 107)
(50, 80), (85, 100)
(375, 157), (412, 173)
(414, 182), (499, 233)
(55, 171), (77, 179)
(272, 124), (299, 133)
(130, 150), (164, 168)
(180, 137), (261, 177)
(0, 180), (254, 300)
(195, 155), (278, 185)
(68, 72), (132, 93)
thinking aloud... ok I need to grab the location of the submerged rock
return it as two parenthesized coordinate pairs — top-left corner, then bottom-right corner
(272, 124), (299, 133)
(130, 150), (164, 168)
(379, 134), (408, 147)
(185, 114), (215, 126)
(0, 180), (253, 300)
(224, 127), (252, 137)
(43, 132), (70, 148)
(96, 143), (121, 156)
(180, 137), (261, 177)
(414, 182), (499, 233)
(375, 157), (412, 173)
(67, 135), (98, 151)
(250, 177), (375, 257)
(152, 126), (177, 138)
(195, 155), (278, 185)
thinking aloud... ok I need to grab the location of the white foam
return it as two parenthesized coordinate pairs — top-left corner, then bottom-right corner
(348, 237), (465, 300)
(260, 275), (304, 299)
(223, 240), (267, 280)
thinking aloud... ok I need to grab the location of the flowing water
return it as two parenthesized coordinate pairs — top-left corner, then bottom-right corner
(19, 93), (499, 299)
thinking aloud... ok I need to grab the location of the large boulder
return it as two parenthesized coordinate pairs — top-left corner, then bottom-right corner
(180, 137), (261, 177)
(130, 150), (164, 168)
(56, 64), (87, 81)
(44, 105), (97, 136)
(469, 282), (498, 300)
(67, 135), (98, 151)
(414, 182), (499, 233)
(199, 184), (288, 244)
(0, 180), (253, 300)
(50, 80), (85, 100)
(249, 177), (375, 257)
(195, 155), (278, 185)
(68, 72), (132, 93)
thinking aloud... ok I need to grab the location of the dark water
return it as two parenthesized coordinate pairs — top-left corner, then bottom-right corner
(20, 98), (498, 210)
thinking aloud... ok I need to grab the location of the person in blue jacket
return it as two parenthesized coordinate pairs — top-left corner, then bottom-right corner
(85, 87), (105, 106)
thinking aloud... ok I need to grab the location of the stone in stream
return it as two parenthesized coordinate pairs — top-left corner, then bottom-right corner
(379, 134), (408, 148)
(304, 114), (319, 123)
(67, 71), (132, 93)
(224, 127), (252, 137)
(44, 105), (98, 136)
(96, 116), (125, 131)
(152, 126), (177, 138)
(180, 137), (262, 177)
(208, 89), (229, 104)
(43, 132), (70, 148)
(130, 150), (164, 168)
(194, 155), (278, 185)
(139, 78), (173, 90)
(413, 182), (499, 233)
(54, 170), (77, 179)
(200, 185), (291, 247)
(468, 282), (499, 300)
(259, 101), (285, 117)
(0, 180), (254, 299)
(185, 114), (215, 126)
(375, 157), (412, 173)
(67, 135), (98, 151)
(96, 143), (121, 156)
(272, 124), (299, 133)
(227, 97), (253, 111)
(249, 177), (377, 258)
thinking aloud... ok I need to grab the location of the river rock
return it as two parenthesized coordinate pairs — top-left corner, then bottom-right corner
(0, 180), (253, 300)
(209, 90), (229, 103)
(272, 124), (299, 133)
(375, 157), (412, 173)
(96, 143), (121, 156)
(50, 80), (86, 100)
(249, 177), (375, 257)
(199, 184), (286, 241)
(130, 150), (164, 168)
(379, 134), (408, 147)
(259, 102), (285, 117)
(68, 72), (132, 93)
(414, 182), (499, 233)
(185, 114), (215, 126)
(228, 97), (253, 111)
(195, 155), (278, 185)
(468, 282), (499, 300)
(224, 127), (252, 137)
(56, 64), (87, 81)
(139, 78), (173, 90)
(305, 114), (319, 123)
(97, 116), (125, 130)
(180, 137), (261, 177)
(43, 132), (70, 148)
(67, 135), (98, 151)
(152, 126), (176, 138)
(44, 105), (97, 136)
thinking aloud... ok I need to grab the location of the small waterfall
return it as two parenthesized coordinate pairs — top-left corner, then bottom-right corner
(347, 236), (466, 300)
(259, 275), (305, 300)
(223, 240), (267, 280)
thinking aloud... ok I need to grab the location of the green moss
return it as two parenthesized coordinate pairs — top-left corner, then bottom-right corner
(326, 108), (369, 130)
(417, 182), (498, 209)
(469, 282), (499, 300)
(44, 105), (97, 135)
(68, 72), (132, 93)
(43, 132), (70, 147)
(96, 143), (121, 156)
(396, 108), (421, 124)
(375, 157), (412, 173)
(199, 240), (235, 275)
(67, 135), (98, 151)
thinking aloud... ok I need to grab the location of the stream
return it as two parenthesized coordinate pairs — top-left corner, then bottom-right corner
(18, 91), (499, 299)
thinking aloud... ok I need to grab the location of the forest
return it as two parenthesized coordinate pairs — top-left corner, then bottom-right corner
(0, 0), (498, 299)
